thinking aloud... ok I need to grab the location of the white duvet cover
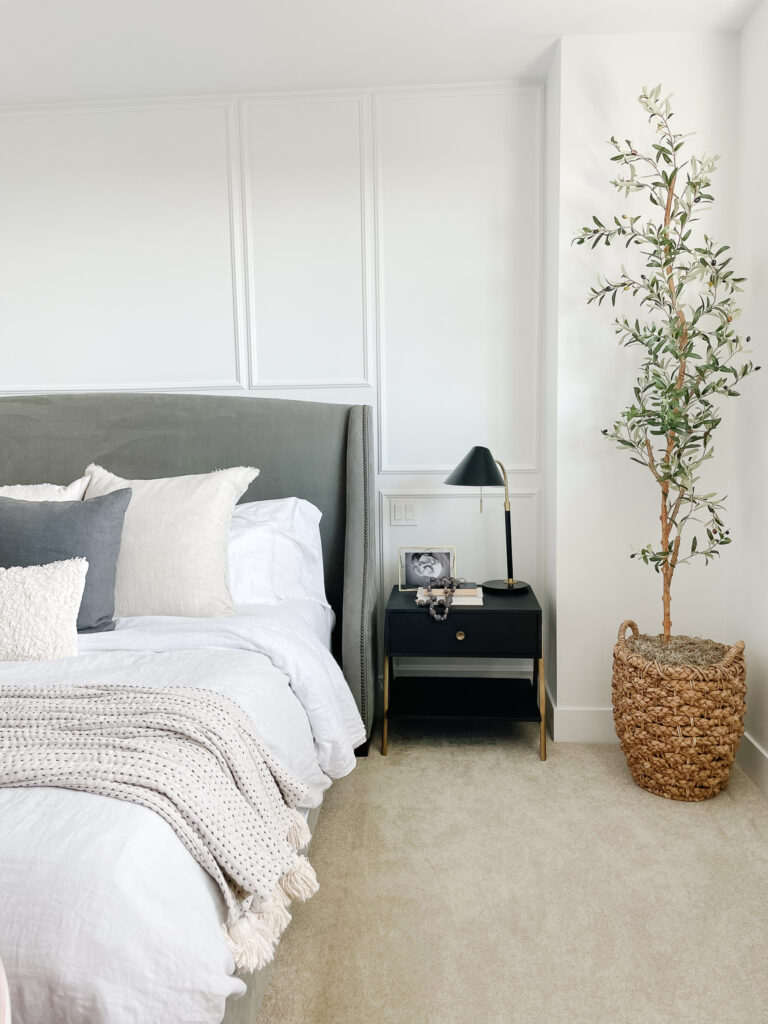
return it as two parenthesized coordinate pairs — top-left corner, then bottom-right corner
(0, 603), (364, 1024)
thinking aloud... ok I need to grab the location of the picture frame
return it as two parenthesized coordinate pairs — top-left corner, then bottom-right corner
(398, 547), (456, 591)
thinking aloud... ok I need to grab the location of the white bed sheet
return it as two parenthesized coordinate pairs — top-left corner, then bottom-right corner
(231, 598), (336, 651)
(0, 606), (363, 1024)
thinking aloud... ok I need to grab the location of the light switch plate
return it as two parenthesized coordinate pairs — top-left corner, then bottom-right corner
(390, 500), (419, 526)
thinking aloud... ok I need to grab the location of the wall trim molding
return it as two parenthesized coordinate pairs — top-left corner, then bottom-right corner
(0, 95), (247, 393)
(0, 80), (540, 400)
(241, 377), (372, 390)
(224, 99), (250, 391)
(381, 462), (541, 475)
(0, 381), (248, 396)
(0, 95), (244, 117)
(532, 82), (546, 478)
(551, 704), (618, 743)
(373, 82), (544, 476)
(548, 710), (768, 795)
(0, 81), (544, 118)
(737, 730), (768, 799)
(239, 91), (373, 390)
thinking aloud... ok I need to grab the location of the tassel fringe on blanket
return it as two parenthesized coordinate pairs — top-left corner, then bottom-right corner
(0, 683), (321, 973)
(224, 853), (319, 971)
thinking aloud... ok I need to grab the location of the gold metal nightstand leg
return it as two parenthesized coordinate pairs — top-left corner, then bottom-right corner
(538, 657), (546, 761)
(382, 655), (390, 756)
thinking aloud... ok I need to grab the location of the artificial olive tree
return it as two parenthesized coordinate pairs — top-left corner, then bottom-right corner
(575, 85), (757, 639)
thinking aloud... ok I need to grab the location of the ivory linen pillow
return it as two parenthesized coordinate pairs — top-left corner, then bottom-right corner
(0, 476), (90, 501)
(84, 464), (258, 618)
(0, 559), (88, 661)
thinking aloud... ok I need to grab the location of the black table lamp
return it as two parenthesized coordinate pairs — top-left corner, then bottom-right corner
(445, 446), (529, 595)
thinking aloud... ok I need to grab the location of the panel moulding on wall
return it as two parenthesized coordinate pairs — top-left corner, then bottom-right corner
(0, 97), (247, 393)
(373, 84), (544, 476)
(1, 81), (543, 419)
(240, 92), (374, 389)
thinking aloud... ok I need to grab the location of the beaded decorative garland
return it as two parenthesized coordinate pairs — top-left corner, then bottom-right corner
(415, 576), (462, 621)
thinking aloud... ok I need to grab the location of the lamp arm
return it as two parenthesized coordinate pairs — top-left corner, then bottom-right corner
(494, 459), (514, 584)
(493, 459), (510, 510)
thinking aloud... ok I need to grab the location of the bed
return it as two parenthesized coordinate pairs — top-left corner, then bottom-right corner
(0, 392), (377, 1024)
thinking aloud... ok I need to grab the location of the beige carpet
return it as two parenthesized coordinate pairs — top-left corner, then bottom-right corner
(259, 720), (768, 1024)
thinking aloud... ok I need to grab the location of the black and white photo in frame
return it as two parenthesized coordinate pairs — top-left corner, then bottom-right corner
(398, 547), (456, 591)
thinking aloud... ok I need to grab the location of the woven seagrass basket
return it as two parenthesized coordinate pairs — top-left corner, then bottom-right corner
(612, 620), (747, 801)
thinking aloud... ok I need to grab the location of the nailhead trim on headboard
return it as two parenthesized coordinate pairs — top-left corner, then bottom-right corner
(359, 409), (370, 728)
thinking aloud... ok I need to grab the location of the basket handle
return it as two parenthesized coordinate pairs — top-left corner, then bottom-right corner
(617, 620), (640, 644)
(720, 640), (745, 668)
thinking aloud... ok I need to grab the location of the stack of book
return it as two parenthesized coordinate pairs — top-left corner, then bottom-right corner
(416, 584), (483, 606)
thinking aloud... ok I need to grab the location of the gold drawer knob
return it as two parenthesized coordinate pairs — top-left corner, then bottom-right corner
(455, 630), (466, 641)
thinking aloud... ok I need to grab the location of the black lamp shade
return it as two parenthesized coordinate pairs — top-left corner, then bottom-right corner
(444, 446), (504, 487)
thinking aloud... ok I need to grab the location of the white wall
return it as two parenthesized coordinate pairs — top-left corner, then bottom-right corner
(374, 85), (543, 631)
(542, 43), (561, 711)
(6, 39), (762, 784)
(731, 0), (768, 791)
(242, 96), (371, 387)
(548, 33), (742, 740)
(0, 84), (544, 667)
(0, 101), (243, 390)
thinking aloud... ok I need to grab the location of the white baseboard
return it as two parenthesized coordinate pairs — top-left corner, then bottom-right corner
(552, 705), (618, 743)
(737, 731), (768, 799)
(384, 662), (616, 742)
(548, 712), (768, 791)
(375, 669), (768, 787)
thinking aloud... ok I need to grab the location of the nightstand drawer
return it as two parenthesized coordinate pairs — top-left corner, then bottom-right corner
(386, 610), (540, 657)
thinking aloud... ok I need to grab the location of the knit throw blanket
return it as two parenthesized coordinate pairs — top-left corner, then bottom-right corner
(0, 683), (319, 971)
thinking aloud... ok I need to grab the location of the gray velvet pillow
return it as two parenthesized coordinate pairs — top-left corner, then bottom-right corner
(0, 489), (132, 633)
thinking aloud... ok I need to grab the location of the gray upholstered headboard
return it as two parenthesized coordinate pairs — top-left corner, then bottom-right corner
(0, 392), (376, 738)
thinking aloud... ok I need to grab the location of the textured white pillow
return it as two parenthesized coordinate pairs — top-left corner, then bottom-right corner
(0, 559), (88, 661)
(84, 464), (258, 618)
(0, 476), (90, 501)
(229, 497), (328, 606)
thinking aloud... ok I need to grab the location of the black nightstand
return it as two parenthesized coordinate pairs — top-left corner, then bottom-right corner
(382, 584), (545, 759)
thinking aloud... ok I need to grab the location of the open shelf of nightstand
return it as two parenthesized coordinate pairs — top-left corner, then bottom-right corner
(387, 676), (542, 721)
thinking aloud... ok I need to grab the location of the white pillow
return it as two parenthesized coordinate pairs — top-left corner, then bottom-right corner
(0, 559), (88, 661)
(229, 497), (328, 606)
(0, 476), (90, 501)
(84, 464), (258, 618)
